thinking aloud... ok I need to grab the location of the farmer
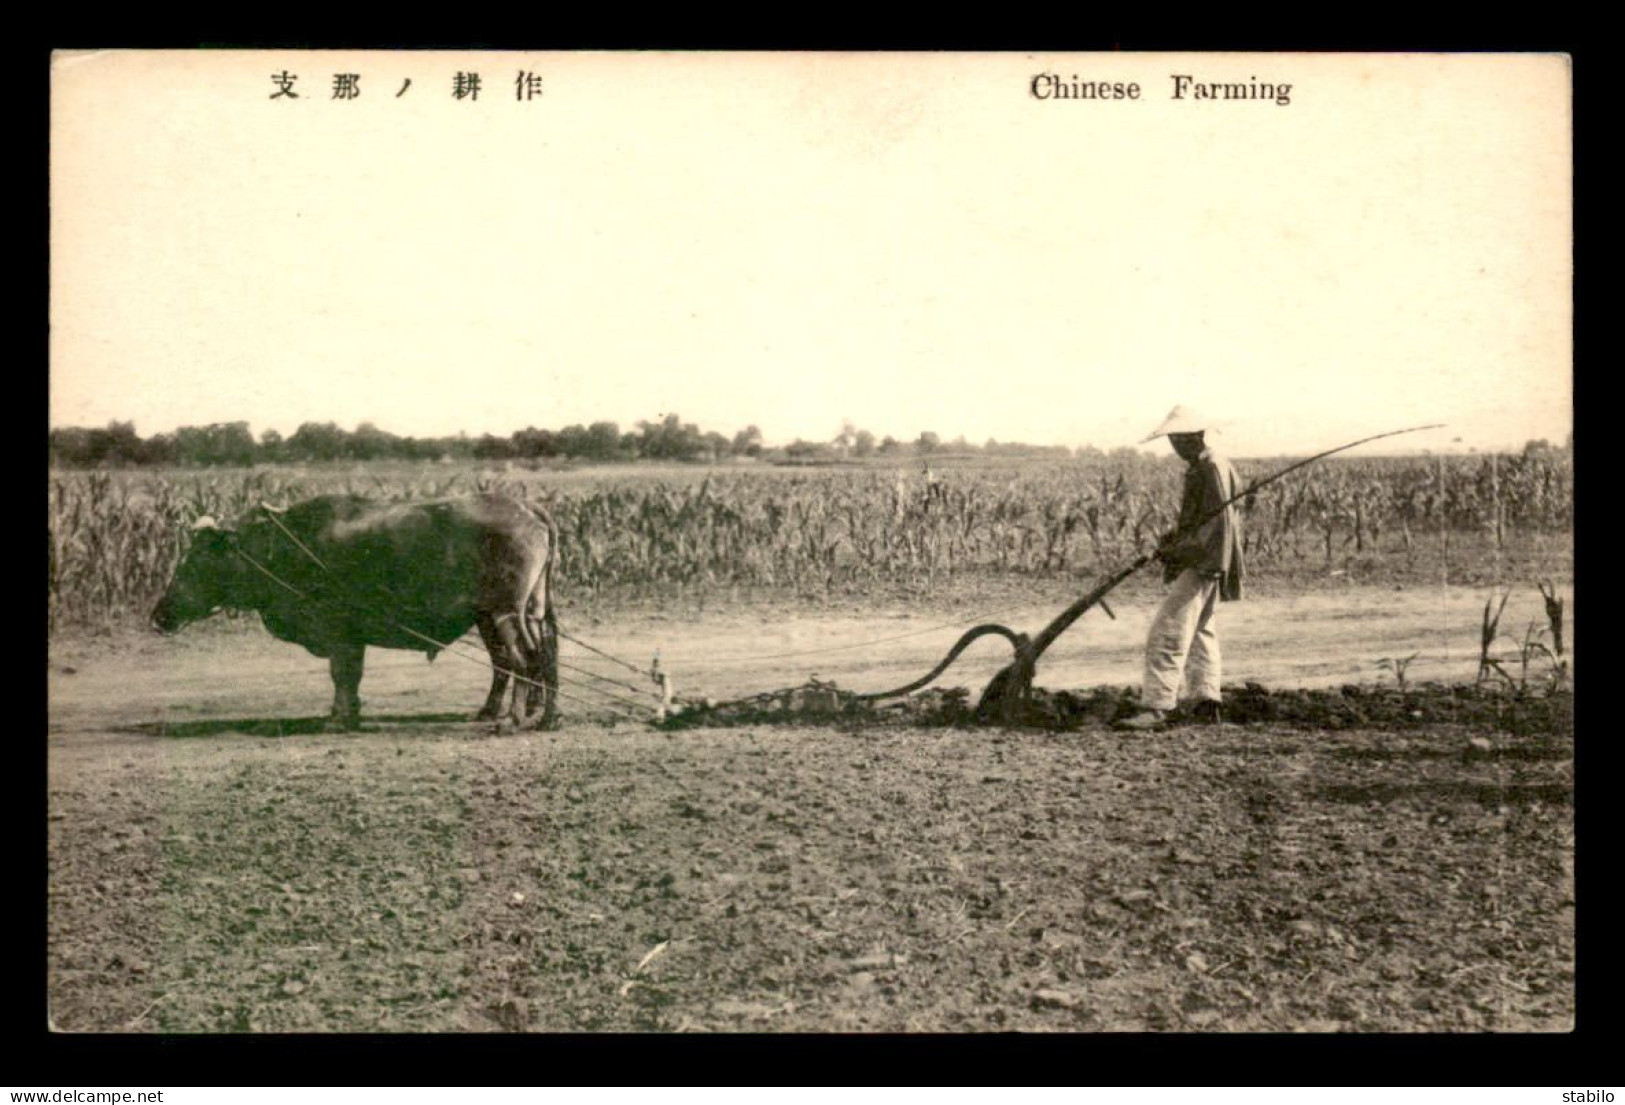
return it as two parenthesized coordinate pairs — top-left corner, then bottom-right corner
(1115, 406), (1246, 731)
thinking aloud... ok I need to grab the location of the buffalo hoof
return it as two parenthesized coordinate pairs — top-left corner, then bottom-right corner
(474, 706), (502, 722)
(324, 715), (362, 734)
(506, 710), (558, 732)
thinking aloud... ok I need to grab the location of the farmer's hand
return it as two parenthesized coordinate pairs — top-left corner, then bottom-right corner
(1156, 530), (1189, 581)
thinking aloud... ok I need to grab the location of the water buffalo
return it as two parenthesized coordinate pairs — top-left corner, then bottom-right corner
(152, 493), (559, 730)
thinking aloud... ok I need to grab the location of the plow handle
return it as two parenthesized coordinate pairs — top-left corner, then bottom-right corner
(1024, 553), (1155, 663)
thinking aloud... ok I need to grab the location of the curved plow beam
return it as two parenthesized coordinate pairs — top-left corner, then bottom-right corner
(853, 623), (1030, 702)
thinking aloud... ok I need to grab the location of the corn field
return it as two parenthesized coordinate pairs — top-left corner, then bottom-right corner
(48, 454), (1573, 631)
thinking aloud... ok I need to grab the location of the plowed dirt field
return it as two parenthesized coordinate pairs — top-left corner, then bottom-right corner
(48, 586), (1574, 1033)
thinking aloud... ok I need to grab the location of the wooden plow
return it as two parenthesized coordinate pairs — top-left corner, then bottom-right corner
(690, 423), (1445, 728)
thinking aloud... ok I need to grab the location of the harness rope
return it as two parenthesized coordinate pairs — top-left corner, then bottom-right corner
(555, 657), (664, 705)
(556, 629), (650, 677)
(226, 542), (654, 722)
(255, 502), (683, 717)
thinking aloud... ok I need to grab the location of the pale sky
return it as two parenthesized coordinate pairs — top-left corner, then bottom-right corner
(50, 51), (1572, 456)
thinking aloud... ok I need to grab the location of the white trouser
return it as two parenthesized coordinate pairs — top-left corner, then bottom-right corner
(1141, 568), (1222, 711)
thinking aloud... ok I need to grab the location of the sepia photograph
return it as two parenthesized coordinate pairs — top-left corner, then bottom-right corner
(48, 50), (1573, 1034)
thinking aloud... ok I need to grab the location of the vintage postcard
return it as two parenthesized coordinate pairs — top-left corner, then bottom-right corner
(49, 51), (1572, 1035)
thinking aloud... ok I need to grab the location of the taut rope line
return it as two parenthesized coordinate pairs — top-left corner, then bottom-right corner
(252, 504), (668, 709)
(226, 544), (651, 721)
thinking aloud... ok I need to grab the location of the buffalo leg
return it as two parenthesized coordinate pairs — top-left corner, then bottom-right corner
(328, 642), (365, 731)
(525, 605), (559, 728)
(474, 617), (512, 721)
(482, 612), (532, 728)
(522, 615), (543, 717)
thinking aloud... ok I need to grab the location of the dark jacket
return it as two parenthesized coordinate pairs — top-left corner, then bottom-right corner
(1162, 447), (1245, 601)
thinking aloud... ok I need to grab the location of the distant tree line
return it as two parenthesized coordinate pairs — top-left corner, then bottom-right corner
(48, 414), (1103, 470)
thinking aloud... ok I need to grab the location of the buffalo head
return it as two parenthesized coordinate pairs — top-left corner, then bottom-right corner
(151, 517), (239, 634)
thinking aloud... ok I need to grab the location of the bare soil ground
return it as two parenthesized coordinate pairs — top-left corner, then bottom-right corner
(47, 585), (1573, 1033)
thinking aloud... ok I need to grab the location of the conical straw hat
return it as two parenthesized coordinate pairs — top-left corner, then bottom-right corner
(1140, 405), (1209, 444)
